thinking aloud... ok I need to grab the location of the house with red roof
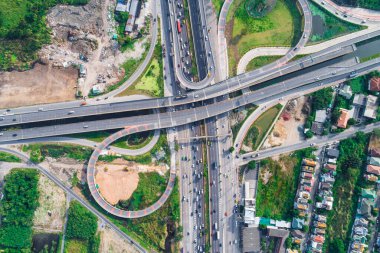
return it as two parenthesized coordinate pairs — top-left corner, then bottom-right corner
(368, 77), (380, 92)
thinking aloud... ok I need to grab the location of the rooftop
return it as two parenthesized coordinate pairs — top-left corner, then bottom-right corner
(369, 77), (380, 92)
(353, 94), (366, 107)
(337, 109), (350, 128)
(242, 227), (261, 253)
(315, 110), (327, 123)
(366, 164), (380, 176)
(326, 148), (340, 158)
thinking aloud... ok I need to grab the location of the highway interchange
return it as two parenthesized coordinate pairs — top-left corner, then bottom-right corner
(1, 1), (380, 253)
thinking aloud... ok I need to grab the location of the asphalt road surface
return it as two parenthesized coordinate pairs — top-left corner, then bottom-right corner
(0, 43), (358, 127)
(1, 56), (379, 143)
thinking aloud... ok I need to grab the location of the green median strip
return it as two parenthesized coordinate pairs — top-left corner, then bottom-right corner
(0, 151), (22, 163)
(243, 104), (283, 151)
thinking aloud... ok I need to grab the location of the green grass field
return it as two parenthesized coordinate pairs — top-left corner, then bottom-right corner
(118, 42), (164, 97)
(65, 239), (88, 253)
(308, 1), (364, 44)
(243, 105), (282, 150)
(256, 148), (315, 220)
(227, 0), (302, 75)
(245, 55), (282, 72)
(0, 151), (22, 163)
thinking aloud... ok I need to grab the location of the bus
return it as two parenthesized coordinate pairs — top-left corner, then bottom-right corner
(177, 19), (181, 33)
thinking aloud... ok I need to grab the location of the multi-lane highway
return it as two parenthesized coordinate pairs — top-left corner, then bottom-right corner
(168, 0), (215, 89)
(1, 54), (379, 142)
(2, 30), (370, 127)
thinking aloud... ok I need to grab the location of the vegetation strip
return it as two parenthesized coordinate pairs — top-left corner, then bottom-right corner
(243, 104), (282, 151)
(0, 151), (22, 163)
(325, 133), (369, 252)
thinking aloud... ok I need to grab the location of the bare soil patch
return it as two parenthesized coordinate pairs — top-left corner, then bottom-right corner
(33, 174), (67, 232)
(369, 134), (380, 150)
(0, 0), (152, 108)
(95, 159), (168, 205)
(99, 227), (140, 253)
(0, 64), (77, 108)
(263, 96), (308, 148)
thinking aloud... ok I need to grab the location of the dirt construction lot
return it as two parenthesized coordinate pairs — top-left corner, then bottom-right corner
(0, 64), (77, 108)
(95, 159), (168, 205)
(99, 227), (140, 253)
(33, 174), (67, 232)
(262, 96), (308, 149)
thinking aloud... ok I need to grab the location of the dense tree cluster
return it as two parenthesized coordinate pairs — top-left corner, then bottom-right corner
(0, 169), (39, 250)
(66, 201), (98, 240)
(311, 87), (334, 111)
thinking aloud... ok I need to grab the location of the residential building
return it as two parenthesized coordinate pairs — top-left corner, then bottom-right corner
(311, 122), (323, 135)
(292, 218), (305, 230)
(267, 227), (290, 253)
(291, 230), (304, 239)
(364, 173), (378, 182)
(353, 94), (366, 107)
(324, 163), (337, 171)
(364, 95), (378, 119)
(354, 217), (369, 227)
(116, 1), (128, 12)
(312, 235), (325, 244)
(320, 174), (335, 184)
(242, 227), (261, 253)
(91, 85), (103, 95)
(358, 198), (375, 217)
(368, 77), (380, 92)
(339, 85), (353, 99)
(315, 110), (327, 123)
(337, 108), (350, 128)
(125, 0), (139, 33)
(366, 164), (380, 176)
(326, 148), (340, 158)
(303, 159), (317, 167)
(368, 156), (380, 166)
(361, 188), (377, 200)
(79, 64), (87, 77)
(369, 148), (380, 158)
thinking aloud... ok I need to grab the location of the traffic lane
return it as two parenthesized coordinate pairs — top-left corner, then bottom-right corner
(0, 35), (372, 121)
(177, 125), (195, 253)
(2, 44), (355, 128)
(0, 43), (356, 126)
(217, 113), (240, 253)
(187, 0), (208, 79)
(171, 0), (193, 81)
(206, 118), (222, 253)
(1, 58), (379, 142)
(160, 0), (183, 96)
